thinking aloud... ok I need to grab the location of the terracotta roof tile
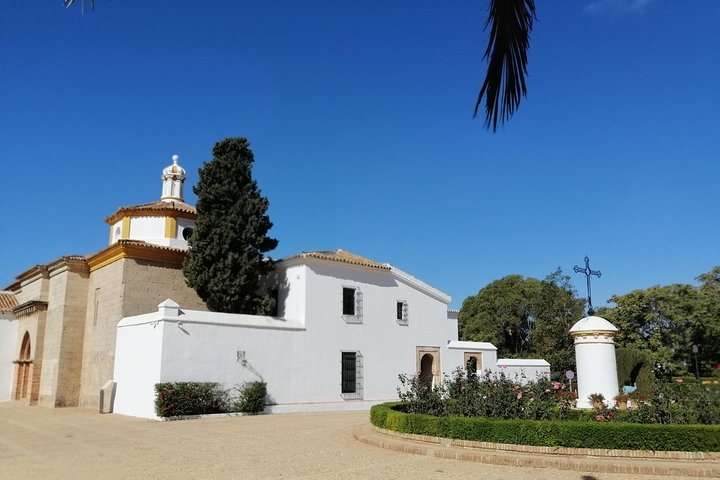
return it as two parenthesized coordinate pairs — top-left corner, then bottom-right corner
(115, 239), (187, 253)
(0, 291), (18, 312)
(291, 249), (390, 270)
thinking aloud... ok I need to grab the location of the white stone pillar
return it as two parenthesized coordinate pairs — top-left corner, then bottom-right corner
(570, 315), (619, 409)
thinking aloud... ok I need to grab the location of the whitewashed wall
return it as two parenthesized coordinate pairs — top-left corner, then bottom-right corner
(113, 258), (458, 419)
(446, 341), (498, 376)
(112, 257), (552, 419)
(300, 260), (454, 402)
(113, 312), (165, 418)
(0, 314), (18, 401)
(495, 359), (551, 383)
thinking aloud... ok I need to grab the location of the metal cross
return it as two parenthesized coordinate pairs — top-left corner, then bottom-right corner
(573, 256), (601, 315)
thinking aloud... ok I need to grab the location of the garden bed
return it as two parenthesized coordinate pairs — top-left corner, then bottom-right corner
(370, 402), (720, 452)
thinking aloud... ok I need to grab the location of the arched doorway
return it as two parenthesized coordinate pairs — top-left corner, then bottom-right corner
(466, 356), (478, 377)
(14, 332), (32, 400)
(419, 353), (434, 388)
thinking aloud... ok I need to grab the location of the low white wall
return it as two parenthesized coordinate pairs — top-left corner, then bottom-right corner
(113, 315), (165, 418)
(0, 315), (18, 401)
(446, 340), (497, 376)
(495, 359), (551, 383)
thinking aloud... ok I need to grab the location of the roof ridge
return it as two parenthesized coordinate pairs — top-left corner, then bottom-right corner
(288, 249), (391, 271)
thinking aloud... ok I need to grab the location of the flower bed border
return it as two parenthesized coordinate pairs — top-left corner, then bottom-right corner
(370, 403), (720, 453)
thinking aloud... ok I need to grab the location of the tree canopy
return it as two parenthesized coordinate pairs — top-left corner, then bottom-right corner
(599, 266), (720, 378)
(459, 269), (584, 373)
(460, 266), (719, 378)
(183, 137), (278, 314)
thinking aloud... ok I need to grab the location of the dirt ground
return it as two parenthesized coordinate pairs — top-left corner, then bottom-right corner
(0, 402), (708, 479)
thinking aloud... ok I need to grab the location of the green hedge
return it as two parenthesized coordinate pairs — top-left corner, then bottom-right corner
(370, 403), (720, 452)
(233, 381), (267, 414)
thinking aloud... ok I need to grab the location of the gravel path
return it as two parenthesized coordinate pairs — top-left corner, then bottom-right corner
(0, 402), (706, 479)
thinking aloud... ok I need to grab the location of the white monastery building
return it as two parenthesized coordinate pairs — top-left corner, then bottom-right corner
(1, 155), (548, 417)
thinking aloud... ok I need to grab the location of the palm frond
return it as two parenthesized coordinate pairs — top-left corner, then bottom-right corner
(64, 0), (95, 12)
(474, 0), (536, 132)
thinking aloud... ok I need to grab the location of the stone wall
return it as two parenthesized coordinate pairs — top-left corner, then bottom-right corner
(78, 260), (125, 409)
(39, 263), (89, 407)
(122, 259), (206, 317)
(79, 258), (206, 409)
(11, 305), (48, 404)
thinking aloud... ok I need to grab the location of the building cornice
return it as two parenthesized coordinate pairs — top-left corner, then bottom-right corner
(105, 201), (197, 225)
(47, 256), (90, 277)
(87, 240), (186, 272)
(15, 265), (49, 286)
(570, 330), (617, 338)
(13, 300), (49, 318)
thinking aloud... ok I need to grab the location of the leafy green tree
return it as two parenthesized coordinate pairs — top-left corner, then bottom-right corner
(459, 269), (582, 370)
(183, 137), (278, 314)
(692, 266), (720, 375)
(529, 269), (585, 373)
(600, 284), (700, 378)
(459, 274), (541, 355)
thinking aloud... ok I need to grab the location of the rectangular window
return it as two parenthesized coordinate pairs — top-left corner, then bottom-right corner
(396, 300), (408, 325)
(341, 352), (357, 393)
(343, 287), (355, 316)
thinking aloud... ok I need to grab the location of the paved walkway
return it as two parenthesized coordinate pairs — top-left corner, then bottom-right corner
(0, 402), (714, 479)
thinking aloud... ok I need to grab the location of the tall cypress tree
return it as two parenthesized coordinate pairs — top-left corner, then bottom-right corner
(183, 137), (278, 314)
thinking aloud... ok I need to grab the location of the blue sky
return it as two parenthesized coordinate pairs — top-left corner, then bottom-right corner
(1, 0), (718, 309)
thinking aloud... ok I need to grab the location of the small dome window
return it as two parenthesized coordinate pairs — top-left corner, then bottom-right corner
(182, 227), (194, 241)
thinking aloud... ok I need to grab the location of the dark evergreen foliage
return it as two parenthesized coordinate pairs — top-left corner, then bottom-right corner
(616, 348), (656, 397)
(183, 137), (278, 314)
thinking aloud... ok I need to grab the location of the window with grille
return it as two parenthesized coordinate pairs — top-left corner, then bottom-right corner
(341, 352), (356, 394)
(396, 300), (408, 325)
(342, 287), (363, 324)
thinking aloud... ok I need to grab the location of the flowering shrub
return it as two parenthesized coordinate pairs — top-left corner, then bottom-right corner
(397, 373), (445, 416)
(610, 380), (720, 425)
(398, 368), (573, 421)
(154, 382), (230, 417)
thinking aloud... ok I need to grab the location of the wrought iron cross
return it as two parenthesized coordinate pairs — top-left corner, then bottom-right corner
(574, 256), (601, 316)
